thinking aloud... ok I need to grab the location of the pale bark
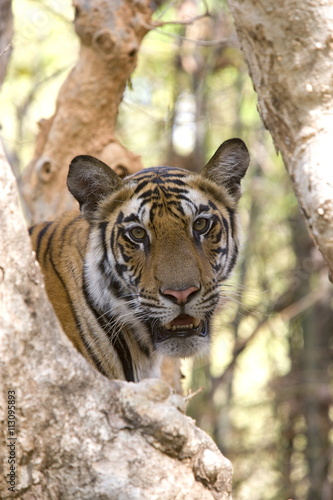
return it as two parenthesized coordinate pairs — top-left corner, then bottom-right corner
(21, 0), (152, 223)
(0, 142), (232, 498)
(0, 0), (12, 86)
(228, 0), (333, 276)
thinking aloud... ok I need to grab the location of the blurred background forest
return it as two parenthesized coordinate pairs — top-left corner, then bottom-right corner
(1, 0), (332, 499)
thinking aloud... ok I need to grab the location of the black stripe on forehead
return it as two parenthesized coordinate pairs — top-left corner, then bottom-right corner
(133, 176), (189, 197)
(139, 186), (199, 222)
(136, 186), (195, 213)
(128, 165), (189, 181)
(137, 184), (190, 201)
(126, 165), (189, 192)
(131, 174), (197, 220)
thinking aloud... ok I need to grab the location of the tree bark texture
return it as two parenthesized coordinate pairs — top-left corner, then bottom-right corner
(0, 0), (12, 86)
(0, 142), (232, 498)
(21, 0), (154, 223)
(227, 0), (333, 276)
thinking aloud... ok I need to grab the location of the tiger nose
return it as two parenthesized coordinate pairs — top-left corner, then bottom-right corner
(161, 286), (200, 305)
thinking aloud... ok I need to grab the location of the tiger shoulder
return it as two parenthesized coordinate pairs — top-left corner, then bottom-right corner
(29, 138), (250, 382)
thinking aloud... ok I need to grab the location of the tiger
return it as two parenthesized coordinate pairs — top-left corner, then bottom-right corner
(29, 138), (249, 382)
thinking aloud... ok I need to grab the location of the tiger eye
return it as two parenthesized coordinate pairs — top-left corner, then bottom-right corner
(129, 226), (147, 241)
(193, 217), (209, 233)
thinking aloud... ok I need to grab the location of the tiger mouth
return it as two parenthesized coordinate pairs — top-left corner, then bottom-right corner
(154, 314), (207, 341)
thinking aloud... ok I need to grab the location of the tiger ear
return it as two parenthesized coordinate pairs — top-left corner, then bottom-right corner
(201, 138), (250, 202)
(67, 155), (124, 219)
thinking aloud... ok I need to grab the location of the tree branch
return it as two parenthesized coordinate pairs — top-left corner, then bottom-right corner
(227, 0), (333, 277)
(22, 0), (153, 223)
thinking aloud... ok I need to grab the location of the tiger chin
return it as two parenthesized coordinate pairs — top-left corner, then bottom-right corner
(29, 138), (250, 383)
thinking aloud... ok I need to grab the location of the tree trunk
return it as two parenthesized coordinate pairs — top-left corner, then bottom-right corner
(21, 0), (151, 223)
(227, 0), (333, 276)
(302, 294), (332, 500)
(0, 141), (232, 498)
(0, 0), (12, 86)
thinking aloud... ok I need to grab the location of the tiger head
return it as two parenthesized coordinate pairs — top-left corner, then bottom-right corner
(67, 139), (249, 360)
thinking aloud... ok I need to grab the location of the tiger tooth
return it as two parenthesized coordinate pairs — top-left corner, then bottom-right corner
(164, 319), (201, 332)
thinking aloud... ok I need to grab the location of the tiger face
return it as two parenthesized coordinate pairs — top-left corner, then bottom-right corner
(68, 139), (249, 369)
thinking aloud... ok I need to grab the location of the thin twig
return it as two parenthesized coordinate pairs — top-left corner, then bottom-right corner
(211, 286), (327, 394)
(279, 288), (324, 321)
(142, 0), (231, 47)
(154, 12), (209, 28)
(142, 1), (210, 31)
(153, 29), (230, 47)
(184, 386), (205, 401)
(0, 43), (12, 59)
